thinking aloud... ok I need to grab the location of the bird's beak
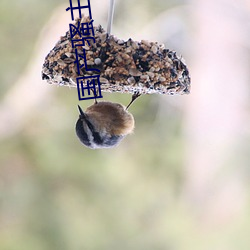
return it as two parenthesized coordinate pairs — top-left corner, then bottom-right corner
(77, 105), (86, 119)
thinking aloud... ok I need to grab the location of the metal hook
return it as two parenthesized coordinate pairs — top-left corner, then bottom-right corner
(107, 0), (115, 34)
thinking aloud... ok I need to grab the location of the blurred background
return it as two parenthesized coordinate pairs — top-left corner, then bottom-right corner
(1, 0), (250, 249)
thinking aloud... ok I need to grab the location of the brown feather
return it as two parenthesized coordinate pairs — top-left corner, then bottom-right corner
(85, 102), (134, 135)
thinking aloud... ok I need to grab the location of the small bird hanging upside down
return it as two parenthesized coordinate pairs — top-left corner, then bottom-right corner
(75, 92), (140, 149)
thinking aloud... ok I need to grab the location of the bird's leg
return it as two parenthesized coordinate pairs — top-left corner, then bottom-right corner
(126, 91), (141, 110)
(91, 88), (98, 104)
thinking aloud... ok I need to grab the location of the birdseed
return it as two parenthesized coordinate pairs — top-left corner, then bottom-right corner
(42, 16), (191, 95)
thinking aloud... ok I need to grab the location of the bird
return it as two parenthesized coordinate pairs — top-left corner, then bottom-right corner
(75, 92), (140, 149)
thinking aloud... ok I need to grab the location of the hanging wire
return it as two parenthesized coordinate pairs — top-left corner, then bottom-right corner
(107, 0), (115, 34)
